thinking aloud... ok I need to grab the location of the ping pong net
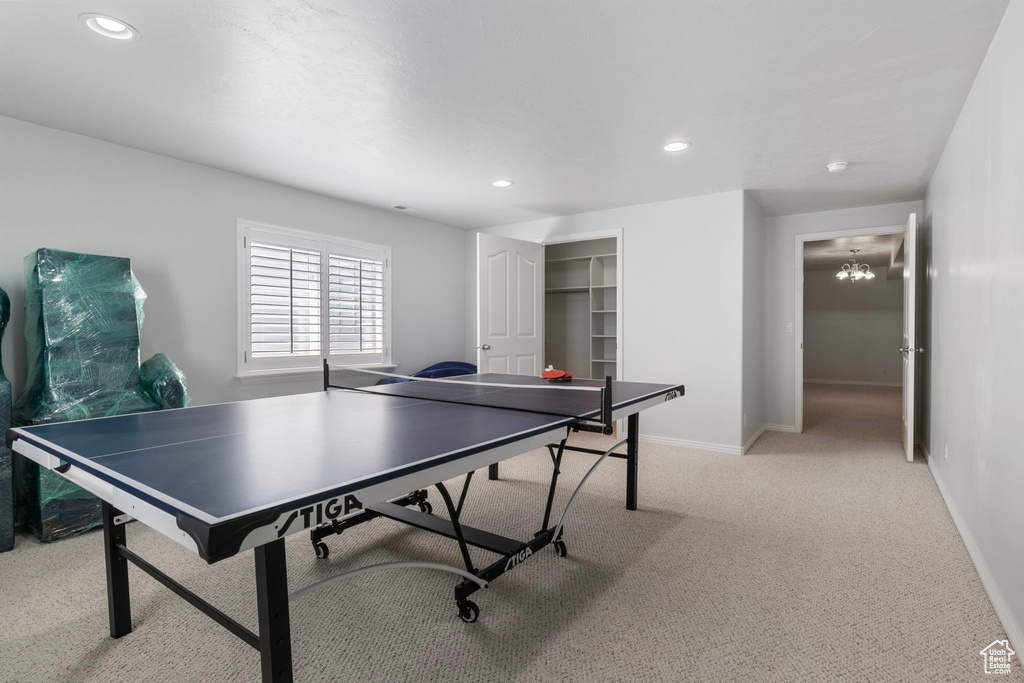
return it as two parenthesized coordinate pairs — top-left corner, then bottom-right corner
(324, 363), (614, 432)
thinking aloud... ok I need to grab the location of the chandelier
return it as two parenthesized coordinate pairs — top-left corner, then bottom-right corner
(835, 249), (875, 282)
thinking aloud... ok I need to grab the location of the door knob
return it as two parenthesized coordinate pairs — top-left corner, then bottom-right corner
(898, 346), (910, 353)
(477, 344), (491, 351)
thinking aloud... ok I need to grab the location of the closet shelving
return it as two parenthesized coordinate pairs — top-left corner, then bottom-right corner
(544, 239), (618, 380)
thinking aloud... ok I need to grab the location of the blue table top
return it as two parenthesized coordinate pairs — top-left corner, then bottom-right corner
(11, 374), (680, 527)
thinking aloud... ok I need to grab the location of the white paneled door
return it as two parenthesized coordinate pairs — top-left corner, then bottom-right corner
(901, 213), (919, 462)
(476, 233), (544, 375)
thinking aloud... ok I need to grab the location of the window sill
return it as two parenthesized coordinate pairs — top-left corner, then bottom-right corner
(236, 363), (398, 386)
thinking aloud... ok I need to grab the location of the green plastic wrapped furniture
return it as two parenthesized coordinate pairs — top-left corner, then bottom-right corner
(0, 287), (12, 552)
(12, 248), (189, 542)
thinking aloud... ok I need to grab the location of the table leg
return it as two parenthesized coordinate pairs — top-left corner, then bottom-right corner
(255, 539), (293, 683)
(626, 413), (639, 511)
(488, 463), (499, 480)
(102, 502), (132, 638)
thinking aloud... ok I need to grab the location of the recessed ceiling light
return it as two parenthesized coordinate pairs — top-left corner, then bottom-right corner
(663, 141), (691, 152)
(492, 180), (513, 188)
(96, 17), (125, 31)
(827, 161), (849, 173)
(80, 14), (140, 41)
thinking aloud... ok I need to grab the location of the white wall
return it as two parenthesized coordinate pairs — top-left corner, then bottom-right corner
(0, 116), (467, 406)
(803, 269), (903, 385)
(469, 191), (747, 451)
(764, 200), (922, 428)
(922, 0), (1024, 651)
(742, 194), (767, 447)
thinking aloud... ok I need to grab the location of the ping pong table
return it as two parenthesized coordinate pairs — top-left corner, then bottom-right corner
(8, 366), (683, 682)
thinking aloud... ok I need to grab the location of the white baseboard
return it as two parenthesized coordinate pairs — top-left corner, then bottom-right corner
(638, 434), (743, 455)
(927, 457), (1022, 654)
(765, 423), (798, 433)
(742, 425), (767, 454)
(804, 379), (902, 388)
(640, 423), (792, 456)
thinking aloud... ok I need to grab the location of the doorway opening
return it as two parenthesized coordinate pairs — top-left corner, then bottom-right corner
(475, 229), (622, 379)
(800, 233), (904, 442)
(475, 229), (623, 440)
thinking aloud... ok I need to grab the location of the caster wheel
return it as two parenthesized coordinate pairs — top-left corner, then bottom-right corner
(418, 501), (433, 515)
(313, 542), (330, 560)
(554, 540), (567, 558)
(457, 600), (479, 623)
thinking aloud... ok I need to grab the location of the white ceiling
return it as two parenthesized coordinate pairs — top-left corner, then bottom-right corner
(0, 1), (1009, 229)
(804, 234), (897, 272)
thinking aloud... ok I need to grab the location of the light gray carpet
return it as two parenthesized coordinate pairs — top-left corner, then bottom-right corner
(0, 384), (1017, 682)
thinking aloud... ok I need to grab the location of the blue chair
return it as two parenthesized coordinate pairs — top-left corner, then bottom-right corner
(376, 361), (477, 385)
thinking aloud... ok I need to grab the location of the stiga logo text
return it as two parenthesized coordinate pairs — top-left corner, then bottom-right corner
(504, 547), (533, 571)
(277, 495), (363, 537)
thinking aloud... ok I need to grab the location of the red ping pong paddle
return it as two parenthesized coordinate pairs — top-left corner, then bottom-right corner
(541, 366), (573, 381)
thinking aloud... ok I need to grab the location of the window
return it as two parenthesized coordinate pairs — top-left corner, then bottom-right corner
(238, 220), (391, 378)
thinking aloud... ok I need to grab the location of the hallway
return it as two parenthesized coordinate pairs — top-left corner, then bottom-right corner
(803, 382), (904, 445)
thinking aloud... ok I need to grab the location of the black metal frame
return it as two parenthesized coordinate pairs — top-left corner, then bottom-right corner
(314, 369), (638, 616)
(309, 489), (430, 552)
(101, 502), (294, 682)
(488, 410), (642, 510)
(310, 438), (570, 621)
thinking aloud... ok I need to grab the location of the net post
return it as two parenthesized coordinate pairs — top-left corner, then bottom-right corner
(602, 376), (613, 434)
(322, 359), (329, 392)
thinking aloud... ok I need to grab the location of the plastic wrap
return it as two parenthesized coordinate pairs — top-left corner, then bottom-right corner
(12, 248), (189, 542)
(140, 353), (189, 410)
(0, 287), (13, 552)
(14, 249), (158, 426)
(12, 458), (102, 542)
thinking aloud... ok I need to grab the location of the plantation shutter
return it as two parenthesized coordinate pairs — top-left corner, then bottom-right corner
(241, 222), (390, 374)
(249, 242), (322, 357)
(327, 243), (387, 365)
(243, 229), (324, 370)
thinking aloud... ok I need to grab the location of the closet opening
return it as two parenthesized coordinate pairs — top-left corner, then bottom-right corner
(543, 233), (621, 380)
